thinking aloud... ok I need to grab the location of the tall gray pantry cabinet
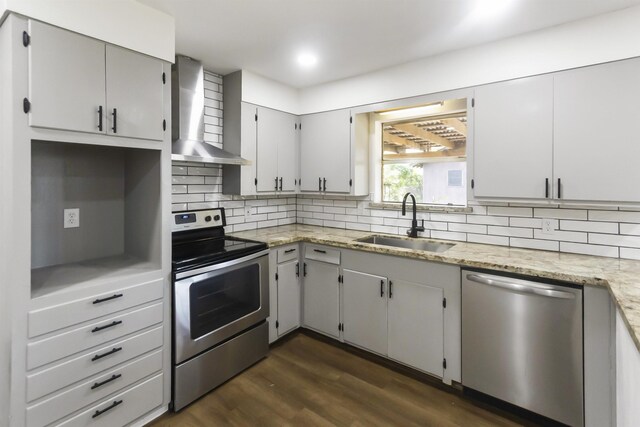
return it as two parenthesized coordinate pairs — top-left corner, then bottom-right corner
(0, 14), (172, 427)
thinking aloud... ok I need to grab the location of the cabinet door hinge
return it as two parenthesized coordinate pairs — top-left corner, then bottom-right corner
(471, 179), (475, 189)
(295, 123), (297, 130)
(255, 113), (258, 121)
(23, 98), (31, 114)
(471, 98), (475, 107)
(275, 273), (279, 281)
(349, 179), (352, 187)
(442, 298), (447, 308)
(22, 31), (30, 47)
(338, 274), (343, 283)
(162, 72), (166, 84)
(275, 320), (279, 329)
(443, 358), (447, 369)
(254, 178), (258, 186)
(349, 116), (353, 124)
(162, 119), (166, 131)
(339, 323), (343, 332)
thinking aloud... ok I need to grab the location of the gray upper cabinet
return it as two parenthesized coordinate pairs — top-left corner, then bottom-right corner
(28, 21), (164, 140)
(300, 109), (352, 193)
(106, 46), (164, 140)
(473, 75), (553, 199)
(28, 20), (106, 134)
(256, 107), (298, 193)
(554, 58), (640, 202)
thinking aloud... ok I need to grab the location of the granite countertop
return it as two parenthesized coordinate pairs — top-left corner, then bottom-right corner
(231, 224), (640, 352)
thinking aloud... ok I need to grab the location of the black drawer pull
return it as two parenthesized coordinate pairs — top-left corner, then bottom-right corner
(93, 293), (123, 304)
(318, 177), (322, 191)
(279, 177), (283, 191)
(545, 178), (549, 198)
(91, 320), (122, 333)
(380, 279), (384, 297)
(284, 248), (296, 254)
(323, 178), (327, 192)
(111, 108), (117, 133)
(91, 374), (121, 390)
(313, 249), (327, 254)
(91, 347), (122, 362)
(92, 399), (123, 418)
(389, 281), (393, 299)
(98, 105), (103, 131)
(557, 178), (562, 199)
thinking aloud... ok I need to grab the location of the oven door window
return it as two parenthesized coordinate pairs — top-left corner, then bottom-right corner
(189, 264), (261, 339)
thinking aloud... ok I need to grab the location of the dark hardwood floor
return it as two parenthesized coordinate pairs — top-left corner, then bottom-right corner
(151, 332), (532, 427)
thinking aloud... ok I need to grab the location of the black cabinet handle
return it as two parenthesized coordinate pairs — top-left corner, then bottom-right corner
(303, 263), (307, 277)
(111, 108), (117, 133)
(93, 293), (123, 305)
(284, 248), (296, 254)
(279, 177), (283, 191)
(91, 320), (122, 333)
(91, 347), (122, 362)
(295, 263), (300, 277)
(557, 178), (562, 199)
(98, 106), (103, 131)
(318, 177), (322, 191)
(92, 400), (123, 419)
(323, 178), (327, 192)
(389, 281), (393, 299)
(380, 279), (384, 297)
(275, 177), (278, 191)
(91, 374), (121, 390)
(545, 178), (549, 198)
(313, 249), (327, 254)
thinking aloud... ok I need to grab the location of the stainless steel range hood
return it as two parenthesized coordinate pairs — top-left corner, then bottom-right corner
(171, 56), (249, 165)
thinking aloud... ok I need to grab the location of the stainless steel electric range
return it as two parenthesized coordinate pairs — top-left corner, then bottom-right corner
(170, 208), (269, 411)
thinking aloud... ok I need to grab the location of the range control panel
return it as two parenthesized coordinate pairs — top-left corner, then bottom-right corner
(172, 208), (225, 232)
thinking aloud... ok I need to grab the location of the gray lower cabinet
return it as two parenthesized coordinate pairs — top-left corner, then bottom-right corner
(276, 259), (301, 336)
(303, 259), (340, 338)
(27, 20), (164, 140)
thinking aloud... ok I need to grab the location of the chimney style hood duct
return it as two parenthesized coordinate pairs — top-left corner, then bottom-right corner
(171, 56), (249, 165)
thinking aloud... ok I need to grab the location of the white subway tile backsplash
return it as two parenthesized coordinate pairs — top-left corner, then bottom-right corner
(589, 210), (640, 223)
(510, 238), (559, 251)
(371, 225), (399, 234)
(488, 226), (533, 238)
(589, 233), (640, 248)
(467, 215), (509, 226)
(448, 223), (487, 234)
(560, 242), (618, 258)
(620, 247), (640, 260)
(487, 207), (532, 217)
(620, 223), (640, 236)
(534, 229), (587, 243)
(560, 220), (618, 234)
(467, 234), (509, 246)
(430, 213), (466, 223)
(509, 217), (542, 228)
(534, 208), (588, 220)
(431, 230), (467, 242)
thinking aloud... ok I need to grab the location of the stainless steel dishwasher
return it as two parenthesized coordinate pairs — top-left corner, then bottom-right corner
(462, 270), (583, 426)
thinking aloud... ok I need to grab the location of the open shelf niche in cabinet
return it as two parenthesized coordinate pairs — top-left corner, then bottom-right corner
(30, 140), (162, 299)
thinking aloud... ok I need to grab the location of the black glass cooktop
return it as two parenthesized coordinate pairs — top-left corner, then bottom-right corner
(172, 236), (267, 273)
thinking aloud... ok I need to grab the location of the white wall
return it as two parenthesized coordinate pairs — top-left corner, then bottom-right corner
(241, 70), (300, 114)
(1, 0), (174, 62)
(616, 309), (640, 427)
(299, 5), (640, 114)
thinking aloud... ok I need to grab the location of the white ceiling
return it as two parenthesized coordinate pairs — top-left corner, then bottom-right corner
(139, 0), (640, 88)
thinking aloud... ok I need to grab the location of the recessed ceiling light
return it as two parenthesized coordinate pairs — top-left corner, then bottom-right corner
(297, 52), (318, 68)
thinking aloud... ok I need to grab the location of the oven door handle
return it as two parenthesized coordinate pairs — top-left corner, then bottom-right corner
(175, 248), (270, 280)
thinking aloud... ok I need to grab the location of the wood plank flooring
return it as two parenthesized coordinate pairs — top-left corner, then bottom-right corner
(151, 332), (531, 427)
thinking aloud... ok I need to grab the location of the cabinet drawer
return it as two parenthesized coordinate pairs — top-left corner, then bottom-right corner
(26, 350), (162, 427)
(277, 245), (299, 263)
(27, 327), (162, 402)
(55, 373), (163, 427)
(28, 303), (163, 370)
(28, 279), (163, 338)
(304, 245), (340, 265)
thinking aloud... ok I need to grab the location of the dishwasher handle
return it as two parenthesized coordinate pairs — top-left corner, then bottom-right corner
(466, 274), (576, 299)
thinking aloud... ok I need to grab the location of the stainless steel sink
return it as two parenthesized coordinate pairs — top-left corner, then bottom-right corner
(356, 235), (455, 253)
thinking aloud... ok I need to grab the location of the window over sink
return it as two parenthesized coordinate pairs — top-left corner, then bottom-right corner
(377, 98), (468, 206)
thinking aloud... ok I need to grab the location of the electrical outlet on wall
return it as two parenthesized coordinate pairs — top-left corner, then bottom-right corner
(244, 206), (255, 221)
(541, 218), (555, 234)
(64, 208), (80, 228)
